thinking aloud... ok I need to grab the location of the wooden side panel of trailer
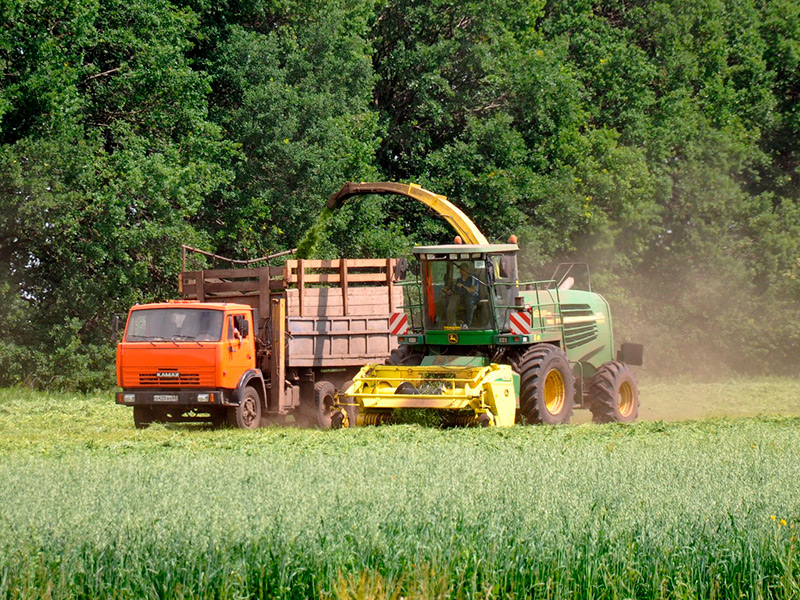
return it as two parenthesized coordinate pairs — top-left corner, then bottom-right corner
(180, 258), (403, 368)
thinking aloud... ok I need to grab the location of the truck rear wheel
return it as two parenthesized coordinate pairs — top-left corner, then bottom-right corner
(518, 344), (575, 425)
(133, 406), (154, 429)
(314, 381), (337, 428)
(227, 386), (262, 429)
(589, 361), (639, 423)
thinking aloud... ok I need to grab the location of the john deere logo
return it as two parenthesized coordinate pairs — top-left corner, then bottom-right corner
(447, 333), (459, 344)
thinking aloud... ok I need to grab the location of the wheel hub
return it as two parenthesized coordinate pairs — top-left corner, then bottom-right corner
(242, 399), (257, 426)
(543, 369), (565, 415)
(618, 381), (634, 417)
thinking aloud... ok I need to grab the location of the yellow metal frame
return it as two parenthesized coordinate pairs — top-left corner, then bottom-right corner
(328, 182), (489, 245)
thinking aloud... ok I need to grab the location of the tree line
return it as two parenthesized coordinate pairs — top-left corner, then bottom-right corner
(1, 0), (799, 389)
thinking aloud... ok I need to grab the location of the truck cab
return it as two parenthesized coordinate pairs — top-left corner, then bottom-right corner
(116, 300), (265, 429)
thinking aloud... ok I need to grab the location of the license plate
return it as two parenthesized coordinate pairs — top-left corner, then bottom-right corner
(153, 394), (179, 403)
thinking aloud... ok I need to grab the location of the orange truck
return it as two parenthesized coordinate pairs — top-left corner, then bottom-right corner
(116, 258), (403, 428)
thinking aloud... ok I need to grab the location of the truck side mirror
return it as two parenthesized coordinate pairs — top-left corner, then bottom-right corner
(112, 313), (126, 343)
(234, 315), (249, 338)
(394, 257), (408, 281)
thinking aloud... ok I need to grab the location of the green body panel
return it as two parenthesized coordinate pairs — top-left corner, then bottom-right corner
(424, 330), (497, 347)
(518, 287), (615, 375)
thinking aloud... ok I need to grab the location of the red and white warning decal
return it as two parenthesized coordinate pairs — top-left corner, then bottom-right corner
(389, 312), (409, 335)
(509, 310), (532, 335)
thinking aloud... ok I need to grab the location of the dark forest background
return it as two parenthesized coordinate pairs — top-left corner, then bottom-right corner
(2, 0), (800, 389)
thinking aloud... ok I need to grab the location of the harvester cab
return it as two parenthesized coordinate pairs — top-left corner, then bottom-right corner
(411, 243), (520, 339)
(326, 182), (643, 428)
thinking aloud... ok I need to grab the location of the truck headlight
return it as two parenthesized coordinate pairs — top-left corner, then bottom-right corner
(123, 393), (136, 404)
(197, 393), (210, 403)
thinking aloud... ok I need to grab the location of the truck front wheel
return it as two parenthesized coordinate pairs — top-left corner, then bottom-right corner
(228, 386), (262, 429)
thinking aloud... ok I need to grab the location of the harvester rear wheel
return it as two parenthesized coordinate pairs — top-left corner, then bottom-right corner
(518, 344), (575, 425)
(227, 386), (262, 429)
(589, 361), (639, 423)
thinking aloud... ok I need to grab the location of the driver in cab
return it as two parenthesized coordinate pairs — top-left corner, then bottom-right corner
(438, 262), (480, 328)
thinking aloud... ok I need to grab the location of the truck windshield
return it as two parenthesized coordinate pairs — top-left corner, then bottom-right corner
(423, 258), (494, 330)
(125, 308), (225, 342)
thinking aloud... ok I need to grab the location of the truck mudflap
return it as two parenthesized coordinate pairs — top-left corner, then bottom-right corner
(333, 363), (516, 427)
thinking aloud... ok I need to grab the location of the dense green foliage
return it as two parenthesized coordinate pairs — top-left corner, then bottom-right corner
(1, 386), (800, 599)
(2, 0), (800, 387)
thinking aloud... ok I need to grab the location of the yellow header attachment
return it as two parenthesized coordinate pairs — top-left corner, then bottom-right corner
(342, 363), (516, 427)
(327, 182), (489, 245)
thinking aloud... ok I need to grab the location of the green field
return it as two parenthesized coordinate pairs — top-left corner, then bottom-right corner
(1, 380), (800, 599)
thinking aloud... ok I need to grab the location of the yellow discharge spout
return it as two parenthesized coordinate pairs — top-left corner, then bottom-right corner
(327, 182), (489, 245)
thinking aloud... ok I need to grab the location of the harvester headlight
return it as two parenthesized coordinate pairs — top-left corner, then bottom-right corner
(197, 393), (210, 403)
(406, 336), (418, 344)
(498, 336), (509, 344)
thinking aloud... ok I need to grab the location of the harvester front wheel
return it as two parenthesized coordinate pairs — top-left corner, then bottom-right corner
(386, 346), (423, 366)
(518, 344), (575, 425)
(338, 379), (358, 428)
(228, 386), (262, 429)
(589, 361), (639, 423)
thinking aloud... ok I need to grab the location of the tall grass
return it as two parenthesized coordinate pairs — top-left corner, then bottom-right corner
(1, 387), (799, 599)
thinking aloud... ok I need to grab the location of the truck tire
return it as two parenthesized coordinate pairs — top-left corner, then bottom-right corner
(133, 406), (154, 429)
(589, 361), (639, 423)
(227, 386), (262, 429)
(518, 344), (575, 425)
(314, 381), (337, 428)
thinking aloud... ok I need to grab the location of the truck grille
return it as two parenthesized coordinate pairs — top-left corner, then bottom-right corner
(138, 372), (201, 386)
(124, 366), (217, 388)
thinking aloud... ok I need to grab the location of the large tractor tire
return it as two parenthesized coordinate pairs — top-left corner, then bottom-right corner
(133, 406), (155, 429)
(227, 386), (262, 429)
(518, 344), (575, 425)
(589, 361), (639, 423)
(386, 345), (423, 366)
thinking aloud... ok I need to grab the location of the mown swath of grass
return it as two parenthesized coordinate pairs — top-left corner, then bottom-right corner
(1, 387), (800, 599)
